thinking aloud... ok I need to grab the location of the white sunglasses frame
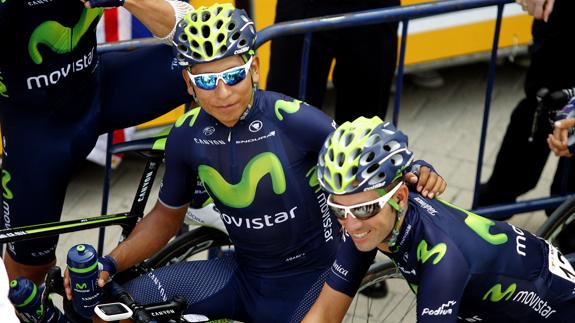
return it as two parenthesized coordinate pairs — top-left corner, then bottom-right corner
(327, 182), (403, 220)
(187, 56), (254, 90)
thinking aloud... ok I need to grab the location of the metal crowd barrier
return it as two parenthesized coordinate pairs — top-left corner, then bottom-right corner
(98, 0), (571, 251)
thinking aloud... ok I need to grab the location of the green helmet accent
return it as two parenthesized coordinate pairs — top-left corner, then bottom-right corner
(317, 116), (413, 195)
(172, 3), (256, 66)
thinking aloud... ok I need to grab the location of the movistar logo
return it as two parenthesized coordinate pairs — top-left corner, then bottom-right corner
(274, 99), (302, 121)
(0, 73), (8, 98)
(2, 170), (13, 200)
(417, 240), (446, 265)
(199, 152), (286, 208)
(175, 108), (201, 128)
(306, 166), (320, 193)
(28, 8), (102, 64)
(438, 198), (508, 245)
(75, 282), (88, 290)
(483, 283), (516, 302)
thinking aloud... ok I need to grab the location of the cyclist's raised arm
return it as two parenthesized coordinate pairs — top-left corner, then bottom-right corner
(84, 0), (193, 40)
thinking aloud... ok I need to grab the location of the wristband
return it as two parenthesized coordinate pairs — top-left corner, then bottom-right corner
(409, 160), (436, 176)
(98, 255), (118, 279)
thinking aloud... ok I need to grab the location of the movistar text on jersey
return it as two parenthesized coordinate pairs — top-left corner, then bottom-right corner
(220, 206), (298, 229)
(26, 47), (94, 89)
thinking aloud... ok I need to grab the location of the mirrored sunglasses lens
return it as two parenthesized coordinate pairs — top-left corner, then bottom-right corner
(222, 68), (246, 86)
(351, 203), (381, 219)
(329, 206), (347, 219)
(195, 75), (218, 90)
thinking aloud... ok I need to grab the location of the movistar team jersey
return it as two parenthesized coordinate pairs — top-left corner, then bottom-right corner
(328, 193), (575, 322)
(0, 1), (101, 108)
(159, 90), (340, 276)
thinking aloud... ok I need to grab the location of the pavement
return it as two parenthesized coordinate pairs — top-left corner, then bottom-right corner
(51, 59), (560, 322)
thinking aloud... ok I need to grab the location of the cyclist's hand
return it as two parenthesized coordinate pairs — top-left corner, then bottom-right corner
(405, 166), (446, 199)
(516, 0), (554, 22)
(548, 118), (575, 157)
(81, 0), (125, 8)
(97, 255), (118, 288)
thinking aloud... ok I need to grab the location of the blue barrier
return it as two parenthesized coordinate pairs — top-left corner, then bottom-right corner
(99, 0), (569, 251)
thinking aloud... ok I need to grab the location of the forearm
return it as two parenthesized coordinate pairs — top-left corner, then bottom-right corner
(123, 0), (192, 39)
(109, 202), (186, 272)
(302, 283), (352, 323)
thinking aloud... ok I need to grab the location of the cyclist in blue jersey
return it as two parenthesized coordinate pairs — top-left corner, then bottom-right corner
(303, 116), (575, 323)
(62, 5), (447, 322)
(0, 0), (194, 285)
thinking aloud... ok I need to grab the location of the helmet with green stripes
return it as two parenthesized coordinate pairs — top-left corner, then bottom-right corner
(317, 116), (414, 195)
(172, 3), (256, 66)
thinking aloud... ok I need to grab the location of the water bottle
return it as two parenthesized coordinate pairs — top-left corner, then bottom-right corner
(8, 277), (64, 322)
(67, 244), (101, 319)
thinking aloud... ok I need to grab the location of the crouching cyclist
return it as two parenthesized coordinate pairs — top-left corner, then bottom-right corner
(304, 116), (575, 323)
(64, 4), (446, 322)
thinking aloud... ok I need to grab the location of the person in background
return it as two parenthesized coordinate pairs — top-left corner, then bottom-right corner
(478, 0), (575, 212)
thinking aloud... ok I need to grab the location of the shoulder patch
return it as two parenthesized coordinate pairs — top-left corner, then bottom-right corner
(274, 99), (303, 121)
(175, 107), (202, 128)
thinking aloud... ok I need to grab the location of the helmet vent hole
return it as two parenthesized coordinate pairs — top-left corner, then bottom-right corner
(178, 20), (186, 28)
(216, 6), (223, 15)
(351, 166), (358, 176)
(204, 42), (213, 57)
(201, 25), (211, 38)
(228, 22), (236, 31)
(366, 164), (379, 175)
(327, 148), (334, 162)
(361, 128), (371, 138)
(191, 40), (200, 48)
(192, 52), (202, 59)
(350, 148), (360, 160)
(364, 151), (375, 163)
(334, 173), (342, 189)
(219, 45), (228, 54)
(201, 12), (211, 22)
(231, 32), (240, 41)
(191, 13), (198, 22)
(226, 9), (233, 17)
(336, 152), (345, 167)
(190, 27), (198, 35)
(239, 38), (247, 47)
(177, 45), (187, 53)
(180, 33), (189, 42)
(384, 140), (401, 152)
(343, 133), (354, 146)
(216, 20), (223, 29)
(390, 155), (404, 166)
(365, 134), (381, 147)
(217, 33), (225, 43)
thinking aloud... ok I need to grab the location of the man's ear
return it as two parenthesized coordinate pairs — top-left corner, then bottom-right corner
(395, 184), (410, 209)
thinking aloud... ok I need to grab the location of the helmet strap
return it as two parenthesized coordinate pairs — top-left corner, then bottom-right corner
(384, 207), (405, 250)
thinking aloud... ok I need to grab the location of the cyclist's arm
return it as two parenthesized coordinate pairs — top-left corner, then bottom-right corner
(302, 283), (351, 323)
(416, 246), (468, 322)
(548, 118), (575, 157)
(304, 235), (376, 322)
(108, 201), (187, 273)
(123, 0), (193, 39)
